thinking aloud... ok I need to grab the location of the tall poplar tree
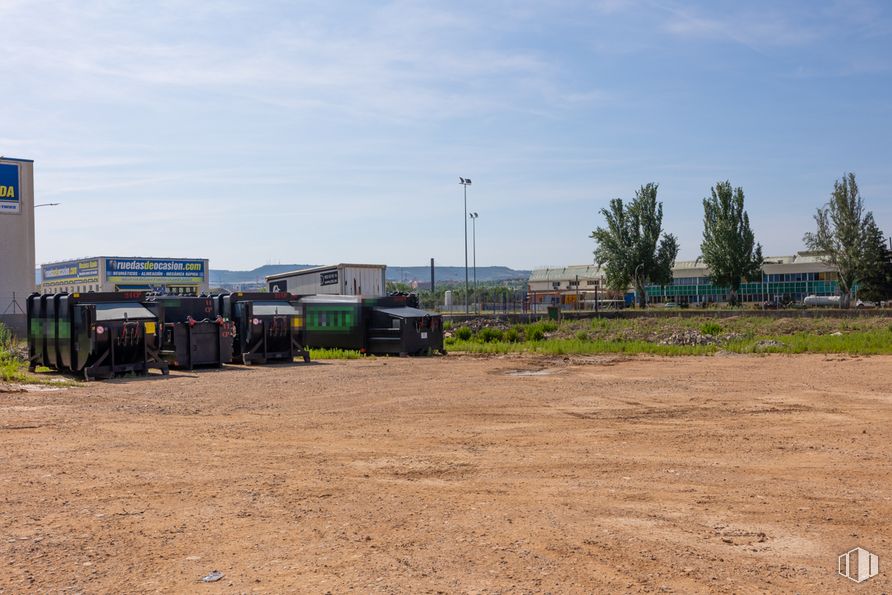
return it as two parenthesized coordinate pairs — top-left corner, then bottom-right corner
(591, 183), (678, 308)
(700, 181), (763, 306)
(803, 173), (876, 308)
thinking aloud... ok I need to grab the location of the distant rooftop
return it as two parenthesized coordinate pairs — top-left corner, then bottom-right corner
(530, 252), (832, 281)
(266, 263), (387, 281)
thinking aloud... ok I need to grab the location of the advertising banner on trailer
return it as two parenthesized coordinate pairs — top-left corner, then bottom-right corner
(105, 258), (206, 284)
(41, 259), (100, 287)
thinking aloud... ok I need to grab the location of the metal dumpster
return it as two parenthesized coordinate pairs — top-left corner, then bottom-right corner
(299, 295), (366, 351)
(365, 295), (445, 355)
(296, 294), (444, 355)
(145, 296), (235, 369)
(216, 292), (310, 365)
(27, 291), (169, 380)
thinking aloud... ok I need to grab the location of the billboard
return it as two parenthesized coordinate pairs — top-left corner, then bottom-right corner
(0, 162), (20, 214)
(105, 258), (206, 284)
(42, 259), (100, 286)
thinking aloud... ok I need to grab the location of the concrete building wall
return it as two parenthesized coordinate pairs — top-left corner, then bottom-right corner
(529, 253), (846, 307)
(0, 158), (35, 325)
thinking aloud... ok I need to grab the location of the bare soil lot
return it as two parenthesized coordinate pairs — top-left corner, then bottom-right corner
(1, 355), (891, 593)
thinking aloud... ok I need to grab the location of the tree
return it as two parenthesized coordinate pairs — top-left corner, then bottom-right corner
(591, 183), (679, 308)
(700, 181), (763, 306)
(858, 218), (892, 303)
(803, 173), (876, 308)
(385, 281), (413, 294)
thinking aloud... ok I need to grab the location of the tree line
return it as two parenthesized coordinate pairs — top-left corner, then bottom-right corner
(591, 173), (892, 308)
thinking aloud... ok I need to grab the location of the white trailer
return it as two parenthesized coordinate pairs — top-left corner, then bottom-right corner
(266, 263), (386, 297)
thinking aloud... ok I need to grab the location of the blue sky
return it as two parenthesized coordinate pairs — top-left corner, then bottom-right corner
(2, 0), (891, 270)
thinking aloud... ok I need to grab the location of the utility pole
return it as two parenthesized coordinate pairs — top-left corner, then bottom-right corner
(470, 212), (478, 313)
(430, 258), (435, 294)
(459, 177), (472, 314)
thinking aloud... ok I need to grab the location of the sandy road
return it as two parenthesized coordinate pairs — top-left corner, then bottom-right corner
(1, 354), (891, 593)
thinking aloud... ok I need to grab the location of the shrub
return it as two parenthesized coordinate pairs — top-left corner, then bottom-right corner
(576, 330), (589, 341)
(541, 321), (558, 333)
(700, 321), (722, 336)
(527, 327), (545, 341)
(0, 323), (25, 382)
(504, 328), (520, 343)
(478, 327), (504, 343)
(454, 326), (473, 341)
(0, 323), (13, 353)
(590, 318), (609, 330)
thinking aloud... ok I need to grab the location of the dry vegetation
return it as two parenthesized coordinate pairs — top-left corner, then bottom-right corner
(444, 315), (892, 356)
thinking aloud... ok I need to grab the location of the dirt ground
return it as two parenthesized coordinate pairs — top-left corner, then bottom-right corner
(1, 354), (891, 593)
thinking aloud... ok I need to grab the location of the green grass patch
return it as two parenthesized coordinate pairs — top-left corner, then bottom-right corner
(0, 323), (29, 382)
(446, 325), (892, 357)
(478, 327), (504, 343)
(0, 324), (78, 385)
(504, 328), (521, 343)
(454, 326), (473, 341)
(699, 321), (723, 336)
(449, 338), (718, 356)
(730, 329), (892, 355)
(308, 348), (364, 360)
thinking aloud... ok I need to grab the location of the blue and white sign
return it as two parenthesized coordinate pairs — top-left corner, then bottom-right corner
(0, 163), (20, 214)
(105, 258), (206, 283)
(42, 259), (100, 286)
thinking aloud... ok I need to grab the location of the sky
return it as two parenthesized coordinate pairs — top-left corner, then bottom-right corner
(2, 0), (891, 270)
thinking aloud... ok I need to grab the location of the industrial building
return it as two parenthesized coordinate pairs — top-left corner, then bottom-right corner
(528, 252), (842, 307)
(266, 263), (386, 297)
(40, 256), (210, 295)
(0, 157), (35, 334)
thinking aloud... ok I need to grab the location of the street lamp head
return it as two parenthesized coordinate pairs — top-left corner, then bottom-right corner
(34, 203), (60, 208)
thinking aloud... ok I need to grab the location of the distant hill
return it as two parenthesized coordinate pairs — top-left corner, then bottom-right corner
(386, 266), (530, 283)
(208, 264), (529, 286)
(34, 264), (530, 287)
(210, 264), (317, 285)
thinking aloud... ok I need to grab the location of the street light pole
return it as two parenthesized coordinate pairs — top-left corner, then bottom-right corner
(469, 212), (478, 313)
(459, 177), (472, 314)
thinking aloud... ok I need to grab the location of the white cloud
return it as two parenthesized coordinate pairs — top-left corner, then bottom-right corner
(657, 2), (820, 49)
(0, 0), (576, 124)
